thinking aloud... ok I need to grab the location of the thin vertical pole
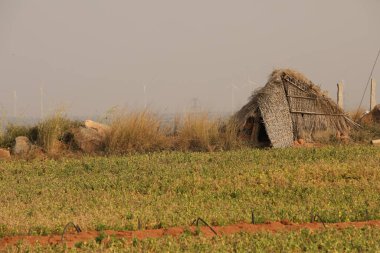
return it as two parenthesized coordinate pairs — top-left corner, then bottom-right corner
(143, 85), (147, 109)
(370, 78), (377, 110)
(40, 86), (44, 119)
(337, 81), (344, 109)
(231, 84), (235, 114)
(13, 91), (17, 117)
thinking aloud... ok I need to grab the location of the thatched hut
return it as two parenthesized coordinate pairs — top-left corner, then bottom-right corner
(233, 69), (356, 148)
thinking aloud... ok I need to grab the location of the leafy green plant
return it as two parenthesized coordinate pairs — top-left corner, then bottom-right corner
(95, 231), (107, 244)
(350, 124), (380, 143)
(0, 124), (34, 148)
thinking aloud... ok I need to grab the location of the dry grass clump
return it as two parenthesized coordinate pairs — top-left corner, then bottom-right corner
(37, 113), (80, 153)
(0, 110), (245, 155)
(106, 110), (169, 154)
(105, 110), (245, 153)
(348, 108), (367, 122)
(174, 113), (245, 152)
(174, 113), (220, 152)
(219, 119), (246, 150)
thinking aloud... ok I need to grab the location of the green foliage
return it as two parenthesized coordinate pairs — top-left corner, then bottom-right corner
(0, 146), (380, 251)
(0, 124), (34, 148)
(350, 124), (380, 143)
(0, 146), (379, 237)
(95, 231), (107, 244)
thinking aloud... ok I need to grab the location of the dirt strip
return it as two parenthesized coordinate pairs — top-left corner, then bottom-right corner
(1, 220), (380, 249)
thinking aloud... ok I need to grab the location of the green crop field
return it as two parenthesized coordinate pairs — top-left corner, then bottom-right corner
(1, 145), (380, 251)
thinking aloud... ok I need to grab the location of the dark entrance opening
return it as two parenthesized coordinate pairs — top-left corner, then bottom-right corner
(257, 117), (270, 144)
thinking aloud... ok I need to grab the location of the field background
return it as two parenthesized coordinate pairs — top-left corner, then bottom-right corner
(1, 145), (380, 251)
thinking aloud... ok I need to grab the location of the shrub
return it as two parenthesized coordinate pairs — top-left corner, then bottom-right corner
(0, 124), (34, 148)
(105, 110), (169, 154)
(350, 124), (380, 143)
(174, 113), (221, 152)
(37, 114), (80, 153)
(218, 119), (245, 150)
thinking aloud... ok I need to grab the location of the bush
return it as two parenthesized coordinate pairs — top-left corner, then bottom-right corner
(173, 113), (246, 152)
(105, 110), (169, 154)
(350, 124), (380, 143)
(0, 124), (34, 148)
(218, 119), (245, 150)
(37, 114), (80, 153)
(174, 113), (221, 152)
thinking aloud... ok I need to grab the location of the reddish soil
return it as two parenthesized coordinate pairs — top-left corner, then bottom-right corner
(1, 220), (380, 249)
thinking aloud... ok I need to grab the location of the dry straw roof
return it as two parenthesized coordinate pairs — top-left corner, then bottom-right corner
(234, 69), (356, 147)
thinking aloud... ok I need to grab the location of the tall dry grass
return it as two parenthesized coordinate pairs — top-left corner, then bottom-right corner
(105, 111), (245, 154)
(218, 119), (245, 150)
(37, 113), (80, 153)
(105, 110), (170, 154)
(0, 109), (246, 155)
(174, 113), (220, 151)
(348, 108), (367, 122)
(174, 113), (245, 152)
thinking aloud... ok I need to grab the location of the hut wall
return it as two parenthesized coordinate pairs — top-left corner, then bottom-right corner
(257, 80), (294, 148)
(282, 75), (351, 139)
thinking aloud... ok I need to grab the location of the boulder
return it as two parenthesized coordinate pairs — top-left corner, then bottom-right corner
(13, 136), (32, 156)
(0, 148), (11, 160)
(66, 120), (110, 153)
(84, 120), (110, 138)
(298, 139), (305, 145)
(72, 127), (105, 153)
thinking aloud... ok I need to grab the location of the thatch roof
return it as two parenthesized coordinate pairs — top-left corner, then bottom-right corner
(233, 69), (356, 147)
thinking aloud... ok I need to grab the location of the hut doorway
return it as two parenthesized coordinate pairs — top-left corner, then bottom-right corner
(255, 117), (270, 146)
(243, 117), (270, 146)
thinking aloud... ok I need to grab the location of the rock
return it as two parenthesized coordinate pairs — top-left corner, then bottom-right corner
(298, 139), (305, 145)
(0, 148), (11, 160)
(63, 120), (109, 153)
(84, 120), (110, 138)
(72, 127), (105, 153)
(13, 136), (32, 156)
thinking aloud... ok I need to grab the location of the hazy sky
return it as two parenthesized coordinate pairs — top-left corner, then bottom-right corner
(1, 0), (379, 118)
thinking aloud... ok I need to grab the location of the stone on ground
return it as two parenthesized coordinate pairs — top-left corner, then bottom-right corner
(0, 148), (11, 160)
(12, 136), (32, 156)
(72, 127), (105, 153)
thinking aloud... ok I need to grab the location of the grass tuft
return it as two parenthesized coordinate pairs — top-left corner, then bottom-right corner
(37, 113), (80, 154)
(105, 110), (169, 154)
(174, 113), (220, 152)
(174, 113), (245, 152)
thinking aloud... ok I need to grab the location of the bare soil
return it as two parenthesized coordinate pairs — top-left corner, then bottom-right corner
(1, 220), (380, 249)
